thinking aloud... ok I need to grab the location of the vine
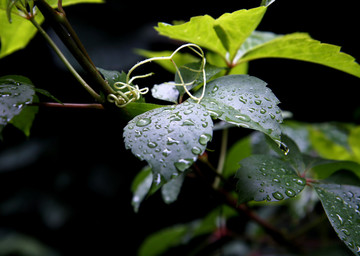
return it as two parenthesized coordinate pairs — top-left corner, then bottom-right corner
(107, 43), (207, 107)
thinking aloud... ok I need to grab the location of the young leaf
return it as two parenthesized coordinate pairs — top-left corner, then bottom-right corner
(155, 6), (267, 61)
(0, 75), (38, 135)
(151, 82), (179, 103)
(236, 155), (306, 204)
(238, 33), (360, 78)
(213, 7), (267, 61)
(313, 182), (360, 255)
(123, 102), (213, 181)
(194, 75), (283, 142)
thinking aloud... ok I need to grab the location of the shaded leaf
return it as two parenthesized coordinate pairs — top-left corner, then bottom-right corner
(131, 166), (153, 212)
(175, 62), (224, 97)
(314, 182), (360, 255)
(161, 173), (185, 204)
(194, 75), (282, 142)
(123, 102), (213, 181)
(0, 75), (37, 135)
(236, 155), (306, 204)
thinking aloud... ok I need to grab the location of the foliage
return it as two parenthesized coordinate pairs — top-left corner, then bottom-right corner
(1, 0), (360, 255)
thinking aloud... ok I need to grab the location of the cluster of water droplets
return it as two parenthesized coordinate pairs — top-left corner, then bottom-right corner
(0, 81), (34, 125)
(195, 75), (283, 141)
(315, 185), (360, 254)
(123, 102), (213, 181)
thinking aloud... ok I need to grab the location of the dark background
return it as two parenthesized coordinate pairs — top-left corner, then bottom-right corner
(0, 1), (359, 255)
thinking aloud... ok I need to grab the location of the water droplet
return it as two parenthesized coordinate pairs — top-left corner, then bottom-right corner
(162, 148), (172, 157)
(147, 141), (158, 148)
(260, 108), (266, 114)
(239, 96), (247, 104)
(285, 189), (296, 197)
(167, 137), (180, 145)
(202, 122), (209, 128)
(293, 178), (305, 186)
(136, 117), (151, 127)
(174, 158), (193, 172)
(272, 191), (284, 200)
(184, 109), (193, 115)
(182, 119), (195, 126)
(169, 112), (182, 122)
(199, 134), (212, 145)
(255, 100), (262, 105)
(336, 213), (344, 225)
(211, 85), (219, 93)
(191, 146), (202, 155)
(272, 178), (280, 183)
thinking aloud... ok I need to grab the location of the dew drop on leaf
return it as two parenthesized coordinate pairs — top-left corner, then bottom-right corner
(174, 158), (193, 172)
(272, 191), (284, 200)
(199, 133), (212, 145)
(285, 189), (296, 197)
(191, 146), (202, 155)
(136, 118), (151, 127)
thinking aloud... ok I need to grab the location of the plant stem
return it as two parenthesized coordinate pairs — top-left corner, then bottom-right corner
(213, 128), (228, 188)
(29, 17), (103, 102)
(32, 102), (104, 109)
(34, 0), (113, 96)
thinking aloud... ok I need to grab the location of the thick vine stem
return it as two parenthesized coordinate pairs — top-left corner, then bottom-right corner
(34, 0), (113, 98)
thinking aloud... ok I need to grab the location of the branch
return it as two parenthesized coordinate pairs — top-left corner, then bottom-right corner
(34, 0), (113, 96)
(32, 102), (104, 109)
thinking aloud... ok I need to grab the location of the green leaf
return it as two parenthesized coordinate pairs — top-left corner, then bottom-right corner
(155, 15), (226, 56)
(0, 0), (104, 58)
(313, 182), (360, 255)
(138, 206), (237, 256)
(194, 75), (283, 142)
(213, 7), (267, 61)
(155, 6), (267, 61)
(123, 102), (213, 181)
(119, 102), (163, 121)
(0, 75), (38, 136)
(151, 82), (179, 103)
(238, 33), (360, 78)
(236, 155), (306, 204)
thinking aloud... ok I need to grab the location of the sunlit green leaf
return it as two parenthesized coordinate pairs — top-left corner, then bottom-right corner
(239, 33), (360, 78)
(194, 75), (282, 142)
(123, 102), (213, 181)
(236, 155), (306, 204)
(314, 181), (360, 255)
(0, 0), (104, 58)
(213, 7), (267, 61)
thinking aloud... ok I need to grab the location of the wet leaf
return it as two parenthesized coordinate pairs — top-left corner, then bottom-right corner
(123, 102), (213, 181)
(194, 75), (282, 142)
(0, 75), (38, 135)
(131, 166), (153, 212)
(236, 155), (306, 204)
(161, 173), (185, 204)
(314, 182), (360, 255)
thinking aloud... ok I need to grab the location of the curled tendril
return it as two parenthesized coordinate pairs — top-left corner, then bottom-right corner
(108, 43), (206, 107)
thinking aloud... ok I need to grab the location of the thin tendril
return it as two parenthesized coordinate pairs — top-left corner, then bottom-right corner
(108, 43), (207, 107)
